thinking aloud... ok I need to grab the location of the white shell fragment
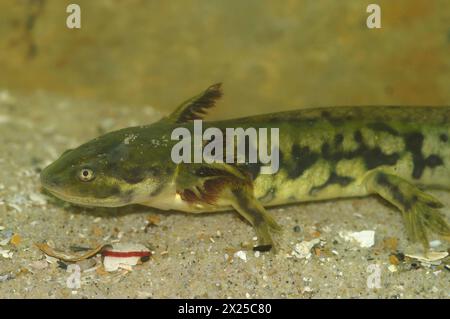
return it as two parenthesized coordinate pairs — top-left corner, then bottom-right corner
(29, 193), (47, 206)
(388, 265), (398, 273)
(0, 229), (13, 246)
(405, 251), (449, 263)
(233, 250), (247, 262)
(0, 248), (13, 259)
(102, 243), (151, 272)
(339, 230), (375, 248)
(292, 238), (320, 259)
(29, 260), (49, 271)
(429, 240), (442, 248)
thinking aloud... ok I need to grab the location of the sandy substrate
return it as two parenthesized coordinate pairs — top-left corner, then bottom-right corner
(0, 91), (449, 298)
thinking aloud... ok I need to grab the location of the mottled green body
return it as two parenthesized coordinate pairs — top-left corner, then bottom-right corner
(219, 106), (450, 205)
(41, 84), (450, 251)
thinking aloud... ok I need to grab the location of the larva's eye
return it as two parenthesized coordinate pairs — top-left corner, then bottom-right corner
(79, 168), (95, 182)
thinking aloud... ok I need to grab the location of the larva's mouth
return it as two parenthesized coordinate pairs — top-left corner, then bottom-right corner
(40, 174), (125, 208)
(43, 186), (126, 208)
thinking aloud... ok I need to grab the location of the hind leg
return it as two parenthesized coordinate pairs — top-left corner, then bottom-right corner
(365, 171), (450, 251)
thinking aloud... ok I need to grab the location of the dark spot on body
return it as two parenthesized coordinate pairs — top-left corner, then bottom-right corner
(329, 172), (354, 186)
(375, 172), (389, 185)
(195, 166), (223, 177)
(334, 134), (344, 145)
(354, 130), (363, 143)
(367, 122), (399, 136)
(244, 162), (263, 180)
(321, 111), (345, 126)
(289, 145), (319, 178)
(363, 147), (400, 170)
(110, 185), (121, 196)
(404, 132), (425, 179)
(310, 172), (354, 195)
(321, 143), (331, 159)
(404, 132), (443, 179)
(94, 185), (121, 199)
(439, 134), (448, 142)
(121, 167), (146, 184)
(149, 183), (165, 197)
(290, 127), (402, 183)
(425, 155), (443, 168)
(325, 130), (399, 170)
(321, 111), (331, 118)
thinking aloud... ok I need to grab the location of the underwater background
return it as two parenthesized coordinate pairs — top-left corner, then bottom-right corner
(1, 0), (449, 118)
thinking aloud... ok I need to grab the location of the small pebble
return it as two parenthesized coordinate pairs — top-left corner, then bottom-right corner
(234, 250), (247, 262)
(303, 286), (313, 293)
(29, 193), (47, 205)
(389, 254), (399, 265)
(388, 264), (398, 272)
(29, 260), (49, 270)
(429, 240), (442, 248)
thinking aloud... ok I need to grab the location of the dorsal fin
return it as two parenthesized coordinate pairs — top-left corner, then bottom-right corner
(164, 83), (223, 124)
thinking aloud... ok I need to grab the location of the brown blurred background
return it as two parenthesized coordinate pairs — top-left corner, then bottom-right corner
(0, 0), (449, 119)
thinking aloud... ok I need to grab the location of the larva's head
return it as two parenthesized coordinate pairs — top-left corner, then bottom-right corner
(40, 125), (176, 207)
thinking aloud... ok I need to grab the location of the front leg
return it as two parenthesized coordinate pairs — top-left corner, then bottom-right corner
(175, 163), (281, 251)
(228, 187), (282, 251)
